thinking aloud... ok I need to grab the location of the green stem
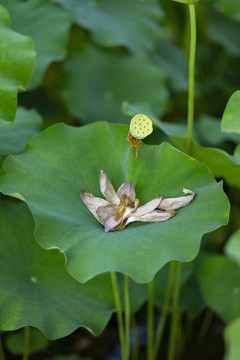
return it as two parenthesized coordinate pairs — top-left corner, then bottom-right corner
(197, 308), (213, 343)
(131, 316), (139, 360)
(187, 3), (197, 154)
(167, 262), (182, 360)
(23, 326), (30, 360)
(0, 334), (5, 360)
(111, 272), (126, 360)
(147, 280), (154, 360)
(176, 310), (183, 357)
(124, 275), (131, 360)
(154, 261), (176, 359)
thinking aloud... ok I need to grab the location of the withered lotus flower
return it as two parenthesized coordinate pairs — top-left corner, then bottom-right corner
(80, 170), (195, 232)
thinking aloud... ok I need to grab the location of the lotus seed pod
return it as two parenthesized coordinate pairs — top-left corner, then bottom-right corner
(130, 114), (153, 140)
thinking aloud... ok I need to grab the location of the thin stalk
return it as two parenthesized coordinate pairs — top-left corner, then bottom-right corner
(167, 262), (183, 360)
(23, 326), (30, 360)
(124, 275), (131, 360)
(131, 316), (139, 360)
(154, 261), (176, 360)
(176, 310), (183, 358)
(0, 335), (5, 360)
(147, 280), (154, 360)
(111, 272), (126, 360)
(197, 308), (213, 343)
(187, 3), (197, 154)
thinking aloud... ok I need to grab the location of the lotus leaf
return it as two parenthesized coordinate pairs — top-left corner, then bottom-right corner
(224, 317), (240, 360)
(1, 0), (72, 90)
(221, 91), (240, 134)
(198, 255), (240, 323)
(62, 45), (168, 124)
(0, 122), (229, 284)
(0, 199), (114, 339)
(225, 229), (240, 265)
(0, 107), (42, 156)
(53, 0), (164, 54)
(0, 6), (35, 126)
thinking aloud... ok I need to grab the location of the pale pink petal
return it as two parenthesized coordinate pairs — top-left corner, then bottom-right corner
(104, 215), (123, 232)
(158, 191), (195, 210)
(126, 210), (172, 225)
(80, 190), (109, 221)
(100, 170), (120, 205)
(96, 204), (119, 224)
(117, 182), (136, 206)
(133, 198), (162, 217)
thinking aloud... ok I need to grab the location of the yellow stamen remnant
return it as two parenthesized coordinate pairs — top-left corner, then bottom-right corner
(127, 131), (141, 160)
(117, 206), (125, 219)
(167, 209), (176, 217)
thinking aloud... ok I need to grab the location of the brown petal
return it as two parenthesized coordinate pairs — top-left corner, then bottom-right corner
(117, 182), (136, 206)
(100, 170), (120, 205)
(97, 204), (119, 224)
(126, 210), (172, 225)
(80, 190), (109, 221)
(104, 215), (123, 232)
(133, 198), (162, 217)
(158, 191), (195, 210)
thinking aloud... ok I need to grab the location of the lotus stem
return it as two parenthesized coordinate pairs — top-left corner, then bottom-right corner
(124, 275), (131, 360)
(147, 279), (154, 360)
(153, 261), (176, 359)
(187, 3), (197, 154)
(197, 308), (213, 343)
(167, 261), (182, 360)
(111, 272), (126, 360)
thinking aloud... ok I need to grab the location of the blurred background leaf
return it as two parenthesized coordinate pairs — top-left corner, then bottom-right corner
(62, 44), (169, 124)
(1, 0), (72, 90)
(0, 5), (35, 126)
(53, 0), (164, 54)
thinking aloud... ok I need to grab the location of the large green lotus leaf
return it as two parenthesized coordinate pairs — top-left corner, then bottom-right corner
(224, 230), (240, 265)
(0, 199), (114, 339)
(62, 45), (168, 124)
(0, 122), (229, 283)
(218, 0), (240, 23)
(221, 91), (240, 134)
(198, 256), (240, 323)
(53, 0), (163, 54)
(224, 317), (240, 360)
(0, 107), (42, 156)
(0, 6), (35, 126)
(1, 0), (72, 90)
